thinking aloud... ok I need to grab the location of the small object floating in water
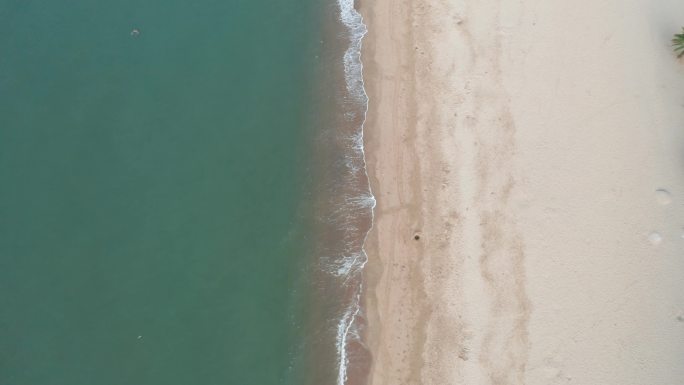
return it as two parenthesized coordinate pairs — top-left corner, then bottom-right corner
(130, 28), (140, 37)
(137, 335), (143, 339)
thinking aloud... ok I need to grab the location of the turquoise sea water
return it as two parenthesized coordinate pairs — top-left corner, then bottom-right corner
(1, 0), (374, 384)
(0, 1), (330, 384)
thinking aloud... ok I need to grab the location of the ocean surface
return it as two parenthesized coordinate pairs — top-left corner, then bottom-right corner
(0, 1), (373, 385)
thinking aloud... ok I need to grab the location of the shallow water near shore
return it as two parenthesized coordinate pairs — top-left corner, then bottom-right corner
(0, 0), (372, 384)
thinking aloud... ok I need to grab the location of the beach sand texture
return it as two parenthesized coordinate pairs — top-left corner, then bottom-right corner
(360, 0), (684, 384)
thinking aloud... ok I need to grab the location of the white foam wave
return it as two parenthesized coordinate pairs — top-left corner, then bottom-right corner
(336, 291), (363, 385)
(338, 0), (369, 103)
(334, 0), (375, 385)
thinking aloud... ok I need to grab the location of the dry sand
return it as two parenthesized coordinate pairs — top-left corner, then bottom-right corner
(359, 0), (684, 384)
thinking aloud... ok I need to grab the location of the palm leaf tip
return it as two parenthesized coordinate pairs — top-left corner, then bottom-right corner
(674, 28), (684, 58)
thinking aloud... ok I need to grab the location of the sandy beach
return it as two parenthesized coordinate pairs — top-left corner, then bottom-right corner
(360, 0), (684, 384)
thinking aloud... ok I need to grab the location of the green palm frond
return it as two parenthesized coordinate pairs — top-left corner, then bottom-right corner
(674, 28), (684, 58)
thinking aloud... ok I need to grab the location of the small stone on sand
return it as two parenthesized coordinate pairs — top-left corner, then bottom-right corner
(648, 232), (662, 245)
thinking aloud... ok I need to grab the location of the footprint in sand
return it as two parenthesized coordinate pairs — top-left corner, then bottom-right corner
(655, 189), (672, 205)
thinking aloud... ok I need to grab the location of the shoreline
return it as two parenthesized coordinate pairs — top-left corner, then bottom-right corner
(300, 1), (374, 383)
(360, 0), (684, 384)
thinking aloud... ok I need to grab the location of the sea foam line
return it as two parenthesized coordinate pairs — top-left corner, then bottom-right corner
(335, 0), (375, 385)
